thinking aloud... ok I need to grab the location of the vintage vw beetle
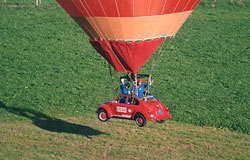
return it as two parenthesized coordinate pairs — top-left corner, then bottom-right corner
(96, 94), (171, 127)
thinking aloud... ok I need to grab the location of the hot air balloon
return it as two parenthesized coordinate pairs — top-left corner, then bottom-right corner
(56, 0), (201, 125)
(56, 0), (200, 94)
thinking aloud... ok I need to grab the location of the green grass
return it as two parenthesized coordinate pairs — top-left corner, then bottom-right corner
(0, 107), (249, 159)
(0, 1), (250, 159)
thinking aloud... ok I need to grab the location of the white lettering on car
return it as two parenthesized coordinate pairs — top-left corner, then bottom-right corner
(117, 106), (127, 113)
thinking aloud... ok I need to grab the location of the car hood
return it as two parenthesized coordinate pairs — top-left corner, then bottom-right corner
(104, 100), (115, 105)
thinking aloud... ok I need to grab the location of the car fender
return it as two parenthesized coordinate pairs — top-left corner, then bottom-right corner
(132, 108), (148, 120)
(96, 104), (113, 118)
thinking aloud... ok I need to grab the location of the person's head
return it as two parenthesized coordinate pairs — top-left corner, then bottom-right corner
(120, 78), (125, 84)
(138, 79), (143, 85)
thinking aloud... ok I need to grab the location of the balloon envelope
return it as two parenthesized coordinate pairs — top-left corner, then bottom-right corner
(56, 0), (200, 73)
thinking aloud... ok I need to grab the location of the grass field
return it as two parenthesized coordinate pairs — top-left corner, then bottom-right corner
(0, 0), (250, 159)
(0, 113), (249, 159)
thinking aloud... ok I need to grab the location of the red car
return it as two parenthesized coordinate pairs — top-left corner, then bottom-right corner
(96, 94), (171, 127)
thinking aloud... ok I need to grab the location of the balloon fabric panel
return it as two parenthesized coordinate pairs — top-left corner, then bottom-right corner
(90, 39), (164, 73)
(56, 0), (200, 73)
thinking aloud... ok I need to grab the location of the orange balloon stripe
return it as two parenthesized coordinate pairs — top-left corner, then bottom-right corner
(72, 11), (192, 41)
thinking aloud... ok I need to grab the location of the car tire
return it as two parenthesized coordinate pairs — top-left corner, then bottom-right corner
(98, 109), (109, 122)
(135, 114), (147, 127)
(156, 120), (166, 123)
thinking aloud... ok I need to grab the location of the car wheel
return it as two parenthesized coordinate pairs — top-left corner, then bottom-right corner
(135, 114), (147, 127)
(98, 109), (109, 122)
(156, 120), (166, 123)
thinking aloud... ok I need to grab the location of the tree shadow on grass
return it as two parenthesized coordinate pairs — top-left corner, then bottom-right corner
(0, 102), (108, 139)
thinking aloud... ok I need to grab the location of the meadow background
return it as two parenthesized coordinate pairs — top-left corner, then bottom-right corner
(0, 0), (249, 159)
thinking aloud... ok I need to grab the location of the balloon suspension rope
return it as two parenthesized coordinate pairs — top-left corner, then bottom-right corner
(150, 0), (196, 75)
(150, 36), (174, 74)
(108, 64), (118, 95)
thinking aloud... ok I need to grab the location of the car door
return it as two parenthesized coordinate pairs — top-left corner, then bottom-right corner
(124, 96), (140, 118)
(112, 95), (129, 118)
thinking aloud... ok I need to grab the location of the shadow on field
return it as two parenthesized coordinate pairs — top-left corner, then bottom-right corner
(0, 102), (108, 139)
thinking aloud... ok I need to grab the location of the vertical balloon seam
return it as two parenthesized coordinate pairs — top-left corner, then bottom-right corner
(97, 0), (116, 40)
(132, 0), (135, 41)
(168, 0), (193, 35)
(72, 1), (97, 40)
(162, 0), (182, 37)
(167, 0), (197, 36)
(78, 0), (104, 40)
(144, 0), (151, 41)
(114, 0), (125, 41)
(151, 0), (168, 38)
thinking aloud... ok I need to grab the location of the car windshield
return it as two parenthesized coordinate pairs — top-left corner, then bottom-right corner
(143, 96), (159, 104)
